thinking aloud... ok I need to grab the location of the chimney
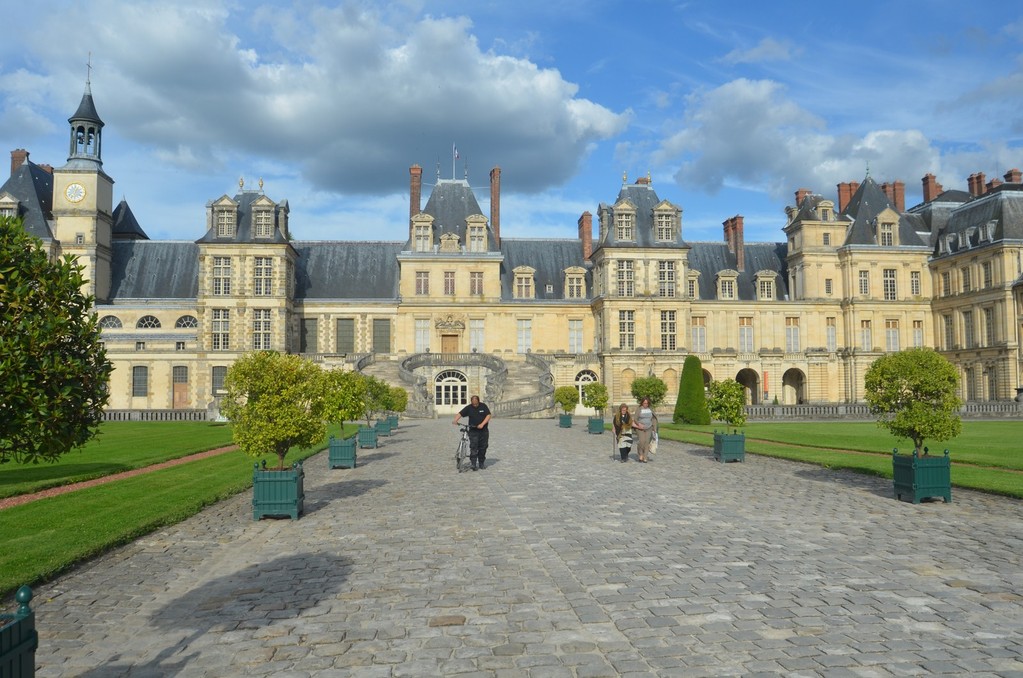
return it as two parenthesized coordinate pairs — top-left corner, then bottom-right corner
(578, 211), (593, 260)
(409, 164), (422, 224)
(892, 181), (904, 211)
(10, 149), (28, 176)
(969, 172), (986, 196)
(723, 217), (735, 253)
(849, 181), (860, 198)
(794, 188), (811, 207)
(38, 164), (53, 174)
(836, 182), (851, 213)
(986, 178), (1003, 192)
(1004, 168), (1022, 183)
(490, 167), (501, 247)
(734, 215), (745, 272)
(922, 173), (943, 202)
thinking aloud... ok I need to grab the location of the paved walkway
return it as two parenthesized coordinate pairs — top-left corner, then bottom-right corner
(30, 419), (1023, 677)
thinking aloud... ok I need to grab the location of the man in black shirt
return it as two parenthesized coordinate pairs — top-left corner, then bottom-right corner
(453, 395), (492, 470)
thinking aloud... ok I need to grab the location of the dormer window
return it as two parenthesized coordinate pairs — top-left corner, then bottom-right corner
(687, 272), (700, 300)
(253, 209), (274, 238)
(717, 271), (738, 300)
(880, 222), (895, 246)
(467, 215), (488, 252)
(0, 195), (18, 219)
(513, 266), (535, 299)
(616, 212), (634, 241)
(655, 212), (674, 241)
(756, 272), (775, 300)
(216, 207), (236, 238)
(414, 223), (432, 252)
(564, 267), (586, 299)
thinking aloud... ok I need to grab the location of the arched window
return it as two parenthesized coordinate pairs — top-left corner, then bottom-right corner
(434, 370), (468, 406)
(136, 315), (162, 329)
(98, 315), (122, 329)
(175, 315), (198, 329)
(575, 369), (598, 403)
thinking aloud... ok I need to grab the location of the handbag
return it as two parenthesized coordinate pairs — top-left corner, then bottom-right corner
(649, 431), (658, 455)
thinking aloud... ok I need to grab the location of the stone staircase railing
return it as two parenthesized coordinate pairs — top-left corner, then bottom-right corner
(491, 352), (555, 418)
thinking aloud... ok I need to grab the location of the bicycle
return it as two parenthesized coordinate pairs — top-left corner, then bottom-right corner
(455, 424), (471, 473)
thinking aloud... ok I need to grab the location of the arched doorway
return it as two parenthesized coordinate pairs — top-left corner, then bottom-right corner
(735, 368), (760, 405)
(434, 370), (468, 414)
(575, 369), (598, 414)
(782, 368), (806, 404)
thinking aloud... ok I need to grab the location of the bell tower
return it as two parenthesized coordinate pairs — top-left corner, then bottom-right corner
(52, 67), (115, 302)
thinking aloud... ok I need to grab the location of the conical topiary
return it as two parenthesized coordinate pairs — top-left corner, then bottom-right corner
(673, 355), (710, 424)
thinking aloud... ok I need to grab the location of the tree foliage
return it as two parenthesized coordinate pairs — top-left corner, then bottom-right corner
(673, 355), (710, 424)
(581, 382), (609, 415)
(0, 217), (112, 464)
(388, 386), (408, 414)
(708, 379), (747, 428)
(863, 348), (962, 454)
(318, 369), (367, 432)
(221, 351), (325, 469)
(362, 375), (393, 425)
(630, 376), (667, 408)
(554, 385), (579, 414)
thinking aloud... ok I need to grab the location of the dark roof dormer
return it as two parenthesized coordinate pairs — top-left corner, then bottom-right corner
(196, 180), (291, 245)
(111, 199), (149, 240)
(595, 174), (686, 250)
(417, 178), (499, 252)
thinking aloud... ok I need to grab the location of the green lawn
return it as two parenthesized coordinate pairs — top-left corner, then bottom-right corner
(0, 422), (355, 598)
(659, 421), (1023, 499)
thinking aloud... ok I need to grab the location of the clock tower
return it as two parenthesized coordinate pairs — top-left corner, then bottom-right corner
(52, 75), (115, 302)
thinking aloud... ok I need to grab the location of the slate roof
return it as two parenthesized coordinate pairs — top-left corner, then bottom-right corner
(0, 160), (54, 240)
(111, 199), (149, 240)
(108, 241), (199, 299)
(686, 241), (789, 301)
(416, 179), (499, 251)
(499, 239), (591, 301)
(293, 242), (403, 300)
(932, 186), (1023, 255)
(593, 180), (686, 252)
(195, 190), (291, 244)
(841, 176), (927, 247)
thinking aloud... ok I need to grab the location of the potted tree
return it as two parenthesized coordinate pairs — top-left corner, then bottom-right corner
(864, 348), (961, 504)
(582, 382), (609, 434)
(221, 351), (325, 520)
(358, 375), (390, 447)
(320, 369), (366, 469)
(554, 385), (579, 428)
(387, 386), (407, 429)
(630, 375), (668, 411)
(708, 378), (747, 462)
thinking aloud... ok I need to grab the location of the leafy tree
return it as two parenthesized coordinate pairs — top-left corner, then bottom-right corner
(0, 217), (112, 464)
(630, 376), (667, 408)
(707, 379), (747, 428)
(318, 369), (367, 436)
(221, 351), (325, 469)
(554, 385), (579, 414)
(362, 375), (393, 425)
(673, 355), (710, 424)
(581, 382), (609, 417)
(388, 386), (408, 414)
(864, 348), (962, 455)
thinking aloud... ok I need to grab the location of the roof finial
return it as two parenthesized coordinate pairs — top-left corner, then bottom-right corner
(865, 161), (870, 179)
(622, 171), (627, 183)
(85, 52), (93, 94)
(647, 170), (651, 185)
(239, 177), (244, 190)
(258, 177), (264, 193)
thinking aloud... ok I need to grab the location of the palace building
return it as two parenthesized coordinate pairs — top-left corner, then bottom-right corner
(3, 84), (1023, 417)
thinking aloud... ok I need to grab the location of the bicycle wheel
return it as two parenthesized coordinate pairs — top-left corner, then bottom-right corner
(455, 437), (468, 472)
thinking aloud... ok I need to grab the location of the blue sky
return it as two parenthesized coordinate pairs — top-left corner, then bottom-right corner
(1, 1), (1021, 244)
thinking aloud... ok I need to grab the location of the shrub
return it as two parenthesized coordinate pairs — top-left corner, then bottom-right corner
(673, 355), (710, 424)
(581, 382), (609, 416)
(554, 385), (580, 414)
(708, 379), (747, 428)
(630, 376), (667, 408)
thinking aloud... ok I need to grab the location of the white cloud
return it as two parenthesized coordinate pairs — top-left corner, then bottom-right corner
(720, 37), (800, 65)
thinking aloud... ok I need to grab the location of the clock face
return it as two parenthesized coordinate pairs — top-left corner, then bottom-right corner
(65, 183), (86, 203)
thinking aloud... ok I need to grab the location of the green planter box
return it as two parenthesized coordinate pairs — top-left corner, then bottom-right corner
(387, 414), (399, 429)
(374, 419), (393, 437)
(713, 431), (745, 463)
(893, 449), (951, 503)
(358, 426), (378, 449)
(587, 417), (605, 434)
(559, 413), (573, 428)
(328, 435), (357, 469)
(252, 462), (304, 520)
(0, 586), (36, 678)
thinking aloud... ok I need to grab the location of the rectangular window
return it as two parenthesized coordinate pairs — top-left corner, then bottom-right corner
(442, 270), (455, 296)
(515, 274), (534, 299)
(414, 225), (431, 252)
(569, 319), (584, 353)
(688, 278), (698, 300)
(913, 320), (924, 348)
(785, 317), (800, 353)
(469, 319), (484, 352)
(656, 213), (674, 241)
(212, 309), (230, 350)
(616, 214), (634, 240)
(822, 232), (831, 246)
(300, 318), (318, 353)
(860, 320), (872, 351)
(758, 279), (774, 300)
(253, 309), (271, 350)
(961, 267), (971, 293)
(176, 341), (186, 351)
(336, 318), (355, 353)
(941, 271), (951, 296)
(943, 315), (954, 349)
(619, 310), (635, 350)
(963, 310), (975, 348)
(212, 366), (227, 394)
(883, 269), (897, 301)
(660, 310), (676, 350)
(469, 271), (484, 297)
(517, 319), (532, 353)
(738, 316), (754, 353)
(825, 278), (833, 296)
(858, 270), (869, 296)
(253, 257), (273, 296)
(372, 318), (390, 352)
(254, 210), (274, 238)
(468, 224), (486, 252)
(567, 275), (584, 299)
(172, 366), (188, 384)
(720, 279), (735, 300)
(691, 316), (706, 353)
(982, 261), (993, 289)
(984, 308), (994, 346)
(415, 271), (430, 295)
(885, 319), (900, 352)
(880, 223), (894, 246)
(616, 260), (634, 297)
(657, 261), (676, 297)
(910, 271), (921, 296)
(415, 318), (430, 353)
(216, 209), (234, 238)
(826, 317), (837, 352)
(213, 256), (232, 295)
(135, 341), (145, 351)
(132, 366), (148, 397)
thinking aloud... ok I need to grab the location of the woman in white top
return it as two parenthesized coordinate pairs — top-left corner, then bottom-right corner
(633, 397), (658, 463)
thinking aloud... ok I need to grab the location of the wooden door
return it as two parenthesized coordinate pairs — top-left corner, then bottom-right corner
(441, 334), (459, 353)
